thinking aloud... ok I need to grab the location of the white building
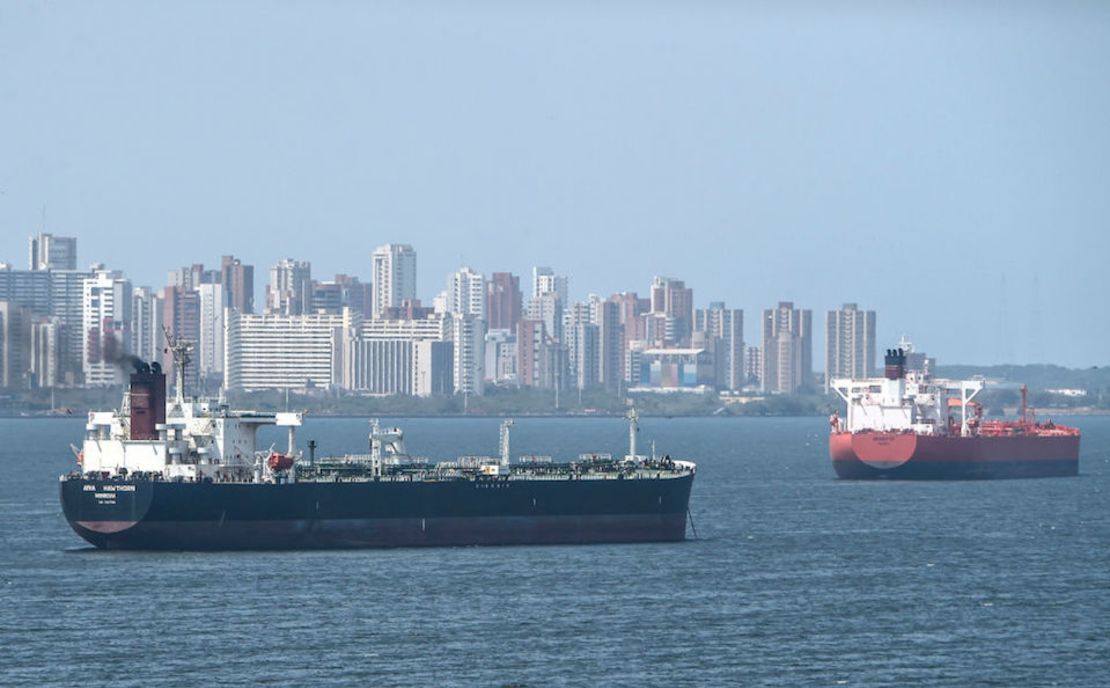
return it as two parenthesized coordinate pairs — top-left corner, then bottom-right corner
(82, 268), (132, 386)
(371, 244), (417, 318)
(452, 314), (485, 396)
(130, 286), (162, 365)
(197, 282), (225, 378)
(224, 311), (347, 391)
(343, 313), (453, 396)
(447, 266), (486, 319)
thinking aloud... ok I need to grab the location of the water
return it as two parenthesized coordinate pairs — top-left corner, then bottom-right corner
(2, 415), (1108, 687)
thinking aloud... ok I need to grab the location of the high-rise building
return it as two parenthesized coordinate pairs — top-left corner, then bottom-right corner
(761, 302), (812, 394)
(82, 268), (132, 386)
(452, 314), (485, 397)
(517, 319), (560, 389)
(220, 255), (254, 314)
(532, 266), (568, 303)
(825, 303), (876, 392)
(597, 300), (624, 392)
(563, 301), (597, 390)
(526, 292), (563, 343)
(1, 263), (91, 384)
(486, 272), (522, 331)
(447, 267), (486, 319)
(50, 269), (92, 384)
(29, 316), (63, 388)
(130, 287), (162, 365)
(695, 303), (745, 391)
(197, 282), (225, 381)
(267, 259), (312, 316)
(0, 301), (31, 388)
(650, 276), (694, 346)
(29, 233), (77, 271)
(371, 244), (417, 319)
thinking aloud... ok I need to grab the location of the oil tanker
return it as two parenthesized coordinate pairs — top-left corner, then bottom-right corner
(828, 347), (1079, 480)
(60, 348), (695, 550)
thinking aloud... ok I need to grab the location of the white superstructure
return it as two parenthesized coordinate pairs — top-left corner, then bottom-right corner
(80, 394), (302, 483)
(829, 348), (983, 437)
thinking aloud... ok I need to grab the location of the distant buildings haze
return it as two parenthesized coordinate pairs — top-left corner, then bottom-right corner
(0, 232), (893, 399)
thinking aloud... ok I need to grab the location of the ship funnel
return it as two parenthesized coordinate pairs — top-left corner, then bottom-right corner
(129, 363), (167, 440)
(884, 348), (907, 380)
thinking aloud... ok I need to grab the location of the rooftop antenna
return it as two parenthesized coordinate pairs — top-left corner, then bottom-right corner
(162, 325), (194, 405)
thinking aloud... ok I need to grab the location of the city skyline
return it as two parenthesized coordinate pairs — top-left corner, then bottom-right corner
(0, 233), (1094, 372)
(3, 3), (1108, 367)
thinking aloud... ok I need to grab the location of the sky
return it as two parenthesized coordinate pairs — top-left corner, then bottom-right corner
(2, 1), (1108, 367)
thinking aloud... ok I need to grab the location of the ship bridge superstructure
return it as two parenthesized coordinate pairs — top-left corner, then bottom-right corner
(830, 348), (984, 437)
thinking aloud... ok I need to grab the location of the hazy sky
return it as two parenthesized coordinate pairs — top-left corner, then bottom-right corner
(2, 1), (1108, 367)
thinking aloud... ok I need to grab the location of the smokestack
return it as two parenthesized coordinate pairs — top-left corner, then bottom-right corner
(130, 362), (167, 440)
(884, 348), (907, 381)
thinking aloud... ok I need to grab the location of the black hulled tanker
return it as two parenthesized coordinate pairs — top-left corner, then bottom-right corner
(61, 362), (695, 550)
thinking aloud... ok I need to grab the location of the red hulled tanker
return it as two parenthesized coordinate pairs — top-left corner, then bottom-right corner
(828, 345), (1079, 480)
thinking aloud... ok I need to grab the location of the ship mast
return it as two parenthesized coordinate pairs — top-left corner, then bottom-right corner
(500, 419), (513, 469)
(162, 325), (194, 406)
(627, 407), (639, 461)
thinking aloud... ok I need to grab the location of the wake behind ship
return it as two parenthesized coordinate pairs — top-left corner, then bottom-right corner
(828, 344), (1079, 480)
(60, 350), (695, 550)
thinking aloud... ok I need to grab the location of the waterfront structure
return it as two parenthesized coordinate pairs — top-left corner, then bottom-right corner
(695, 303), (744, 392)
(371, 244), (417, 318)
(486, 272), (522, 332)
(225, 311), (346, 391)
(267, 259), (312, 316)
(220, 255), (254, 314)
(29, 233), (77, 271)
(82, 268), (132, 386)
(761, 302), (812, 394)
(825, 303), (876, 393)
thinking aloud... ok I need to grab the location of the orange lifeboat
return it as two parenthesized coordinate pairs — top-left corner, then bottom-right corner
(267, 452), (294, 471)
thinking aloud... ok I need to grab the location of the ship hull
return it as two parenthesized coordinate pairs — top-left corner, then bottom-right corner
(829, 432), (1079, 480)
(61, 475), (694, 550)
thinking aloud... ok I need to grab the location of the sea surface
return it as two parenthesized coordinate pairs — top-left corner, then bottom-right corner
(2, 415), (1108, 687)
